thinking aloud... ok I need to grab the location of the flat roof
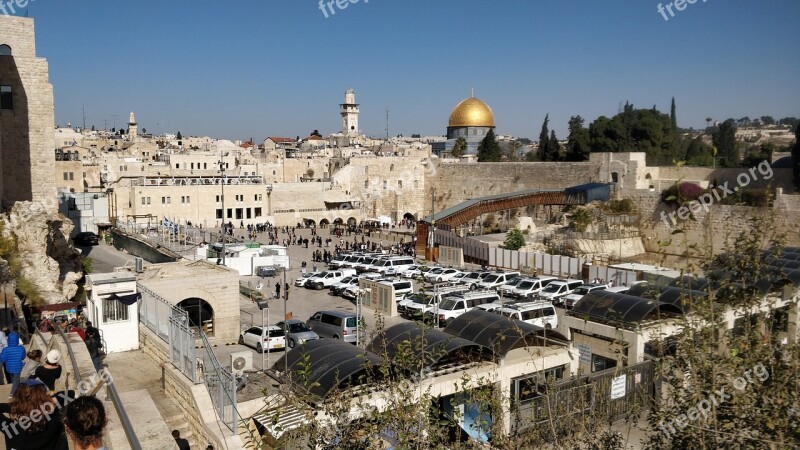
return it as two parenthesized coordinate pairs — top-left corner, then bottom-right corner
(85, 271), (137, 285)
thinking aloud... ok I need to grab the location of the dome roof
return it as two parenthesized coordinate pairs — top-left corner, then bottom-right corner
(448, 96), (495, 128)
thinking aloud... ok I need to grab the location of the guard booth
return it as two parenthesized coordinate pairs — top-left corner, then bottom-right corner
(85, 272), (140, 353)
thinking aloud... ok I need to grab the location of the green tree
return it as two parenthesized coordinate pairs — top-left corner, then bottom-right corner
(588, 102), (680, 165)
(712, 119), (739, 167)
(684, 136), (714, 166)
(176, 131), (182, 140)
(538, 114), (551, 161)
(503, 228), (525, 250)
(760, 115), (775, 125)
(450, 137), (467, 158)
(565, 115), (591, 161)
(476, 129), (502, 162)
(547, 130), (561, 161)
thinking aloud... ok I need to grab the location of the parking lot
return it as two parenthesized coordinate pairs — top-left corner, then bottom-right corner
(211, 227), (419, 374)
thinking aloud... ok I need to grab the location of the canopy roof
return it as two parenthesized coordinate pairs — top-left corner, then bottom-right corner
(270, 339), (381, 400)
(625, 284), (706, 310)
(569, 291), (682, 326)
(443, 310), (569, 358)
(366, 322), (486, 370)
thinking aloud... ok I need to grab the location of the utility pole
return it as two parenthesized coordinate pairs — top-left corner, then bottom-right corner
(82, 104), (86, 130)
(218, 151), (227, 266)
(112, 114), (118, 131)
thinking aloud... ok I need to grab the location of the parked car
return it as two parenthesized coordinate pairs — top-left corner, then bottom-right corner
(497, 278), (526, 297)
(294, 272), (322, 287)
(477, 271), (521, 290)
(496, 301), (558, 329)
(73, 231), (100, 246)
(402, 285), (469, 319)
(371, 257), (416, 276)
(538, 279), (584, 305)
(561, 283), (608, 309)
(329, 276), (359, 296)
(459, 271), (491, 290)
(307, 310), (363, 343)
(238, 325), (286, 353)
(276, 319), (319, 348)
(304, 269), (357, 290)
(425, 291), (500, 327)
(509, 276), (558, 299)
(425, 268), (462, 283)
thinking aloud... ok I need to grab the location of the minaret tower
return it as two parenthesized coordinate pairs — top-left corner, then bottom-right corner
(127, 111), (138, 142)
(339, 87), (359, 136)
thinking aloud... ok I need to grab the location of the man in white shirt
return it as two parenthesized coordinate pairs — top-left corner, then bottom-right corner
(0, 329), (6, 385)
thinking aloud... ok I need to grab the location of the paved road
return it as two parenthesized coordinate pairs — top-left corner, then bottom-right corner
(77, 242), (144, 273)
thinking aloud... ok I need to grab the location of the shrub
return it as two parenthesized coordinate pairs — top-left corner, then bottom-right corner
(661, 182), (706, 206)
(608, 199), (634, 213)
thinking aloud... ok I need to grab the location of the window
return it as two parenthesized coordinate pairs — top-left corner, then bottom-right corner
(398, 180), (402, 189)
(191, 163), (194, 170)
(383, 180), (387, 189)
(181, 196), (190, 204)
(204, 163), (207, 169)
(176, 163), (180, 169)
(63, 172), (74, 181)
(364, 180), (369, 188)
(146, 197), (151, 205)
(254, 207), (262, 217)
(141, 197), (147, 205)
(216, 209), (223, 219)
(591, 354), (617, 372)
(235, 208), (243, 220)
(246, 208), (252, 219)
(1, 85), (12, 110)
(0, 45), (10, 56)
(102, 297), (130, 323)
(162, 196), (171, 204)
(216, 195), (221, 202)
(226, 208), (232, 219)
(255, 194), (262, 201)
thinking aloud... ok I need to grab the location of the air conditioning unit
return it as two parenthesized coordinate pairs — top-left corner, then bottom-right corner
(230, 351), (253, 375)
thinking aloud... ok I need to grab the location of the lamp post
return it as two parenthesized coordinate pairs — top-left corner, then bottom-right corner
(218, 152), (227, 266)
(265, 184), (273, 217)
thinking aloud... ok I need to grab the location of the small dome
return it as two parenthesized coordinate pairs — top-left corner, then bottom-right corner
(448, 96), (495, 128)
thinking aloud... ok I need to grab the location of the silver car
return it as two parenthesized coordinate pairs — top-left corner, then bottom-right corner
(276, 319), (320, 349)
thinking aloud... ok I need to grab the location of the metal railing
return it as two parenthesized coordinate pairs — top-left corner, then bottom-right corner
(53, 326), (82, 388)
(199, 331), (238, 432)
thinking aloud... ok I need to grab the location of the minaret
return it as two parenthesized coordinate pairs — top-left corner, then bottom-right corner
(127, 111), (138, 142)
(339, 88), (359, 136)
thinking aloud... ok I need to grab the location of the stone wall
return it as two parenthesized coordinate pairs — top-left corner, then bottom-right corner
(0, 15), (56, 208)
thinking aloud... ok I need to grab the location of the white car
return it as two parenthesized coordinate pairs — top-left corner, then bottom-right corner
(238, 325), (286, 353)
(496, 301), (558, 329)
(294, 272), (322, 287)
(329, 276), (359, 296)
(425, 268), (462, 283)
(561, 283), (608, 309)
(509, 276), (558, 299)
(538, 279), (584, 305)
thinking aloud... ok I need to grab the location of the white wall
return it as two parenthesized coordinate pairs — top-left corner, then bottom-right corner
(87, 280), (140, 353)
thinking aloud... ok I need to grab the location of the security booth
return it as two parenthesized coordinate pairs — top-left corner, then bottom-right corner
(85, 272), (140, 353)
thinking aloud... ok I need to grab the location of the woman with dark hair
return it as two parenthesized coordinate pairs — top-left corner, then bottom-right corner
(0, 379), (72, 449)
(63, 396), (107, 450)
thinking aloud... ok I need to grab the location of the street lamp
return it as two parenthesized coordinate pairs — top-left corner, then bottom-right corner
(265, 184), (273, 217)
(218, 152), (227, 266)
(256, 298), (270, 372)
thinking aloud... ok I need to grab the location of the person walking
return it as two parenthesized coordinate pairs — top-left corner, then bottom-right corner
(0, 328), (6, 386)
(20, 349), (43, 381)
(0, 330), (25, 396)
(173, 430), (191, 450)
(33, 350), (63, 393)
(0, 379), (74, 450)
(64, 395), (108, 450)
(275, 282), (281, 300)
(85, 328), (103, 372)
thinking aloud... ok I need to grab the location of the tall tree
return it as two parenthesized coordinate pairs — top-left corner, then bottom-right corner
(684, 137), (714, 166)
(476, 129), (502, 162)
(450, 137), (467, 158)
(538, 114), (550, 161)
(670, 97), (677, 132)
(565, 115), (591, 161)
(792, 123), (800, 190)
(547, 130), (561, 161)
(712, 119), (738, 167)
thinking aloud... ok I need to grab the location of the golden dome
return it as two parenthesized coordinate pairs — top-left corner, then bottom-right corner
(448, 96), (495, 128)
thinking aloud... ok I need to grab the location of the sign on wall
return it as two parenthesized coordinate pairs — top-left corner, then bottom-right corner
(359, 279), (397, 317)
(439, 246), (464, 267)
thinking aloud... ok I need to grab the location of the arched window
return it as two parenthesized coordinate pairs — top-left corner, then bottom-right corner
(611, 172), (619, 183)
(0, 45), (11, 56)
(390, 164), (394, 172)
(645, 173), (652, 180)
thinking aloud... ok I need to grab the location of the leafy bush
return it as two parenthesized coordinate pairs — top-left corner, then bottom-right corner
(607, 199), (634, 213)
(570, 207), (593, 232)
(661, 182), (706, 206)
(503, 229), (525, 250)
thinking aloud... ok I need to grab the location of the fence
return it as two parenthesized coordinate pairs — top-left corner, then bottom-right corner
(138, 283), (240, 433)
(515, 359), (655, 435)
(488, 249), (585, 279)
(138, 284), (198, 383)
(199, 332), (238, 432)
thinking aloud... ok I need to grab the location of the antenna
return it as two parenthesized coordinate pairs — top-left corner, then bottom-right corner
(112, 114), (119, 131)
(82, 104), (86, 130)
(385, 108), (389, 141)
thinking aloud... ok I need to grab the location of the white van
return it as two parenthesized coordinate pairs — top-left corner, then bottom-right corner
(509, 276), (558, 299)
(425, 291), (501, 327)
(538, 279), (584, 304)
(372, 257), (416, 276)
(561, 283), (608, 309)
(496, 302), (558, 329)
(477, 271), (521, 290)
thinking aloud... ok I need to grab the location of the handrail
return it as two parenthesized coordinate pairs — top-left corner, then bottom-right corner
(104, 368), (143, 450)
(54, 326), (82, 387)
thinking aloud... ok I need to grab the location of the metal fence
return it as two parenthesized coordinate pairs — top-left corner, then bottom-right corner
(515, 360), (655, 435)
(199, 332), (238, 432)
(138, 283), (239, 433)
(138, 283), (198, 383)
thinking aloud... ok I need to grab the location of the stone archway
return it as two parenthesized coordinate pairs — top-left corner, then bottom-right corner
(320, 219), (330, 228)
(333, 218), (344, 226)
(177, 297), (215, 335)
(304, 219), (316, 228)
(347, 217), (357, 226)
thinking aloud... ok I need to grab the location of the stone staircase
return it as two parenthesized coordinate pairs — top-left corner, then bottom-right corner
(165, 412), (198, 449)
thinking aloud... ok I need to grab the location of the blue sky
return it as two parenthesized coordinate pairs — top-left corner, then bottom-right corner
(26, 0), (800, 140)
